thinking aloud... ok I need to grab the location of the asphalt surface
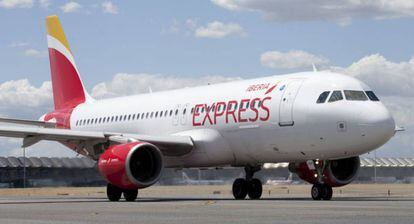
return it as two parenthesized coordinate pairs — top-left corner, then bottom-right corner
(0, 192), (413, 224)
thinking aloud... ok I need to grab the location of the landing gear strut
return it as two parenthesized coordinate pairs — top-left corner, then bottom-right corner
(232, 166), (263, 200)
(311, 160), (333, 200)
(106, 183), (138, 202)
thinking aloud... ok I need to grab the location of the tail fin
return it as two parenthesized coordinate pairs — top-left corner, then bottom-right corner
(46, 15), (93, 110)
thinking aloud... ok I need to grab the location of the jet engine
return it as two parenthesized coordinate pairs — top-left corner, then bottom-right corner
(98, 142), (163, 189)
(289, 156), (360, 187)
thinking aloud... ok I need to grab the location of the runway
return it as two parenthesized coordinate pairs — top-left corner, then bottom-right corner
(0, 185), (413, 224)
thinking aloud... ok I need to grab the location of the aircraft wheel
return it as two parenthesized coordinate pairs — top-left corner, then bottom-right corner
(107, 183), (122, 201)
(247, 178), (262, 199)
(311, 184), (323, 200)
(123, 189), (138, 201)
(321, 185), (333, 200)
(232, 178), (248, 200)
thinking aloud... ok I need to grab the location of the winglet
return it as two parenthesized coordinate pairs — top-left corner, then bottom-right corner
(312, 63), (317, 72)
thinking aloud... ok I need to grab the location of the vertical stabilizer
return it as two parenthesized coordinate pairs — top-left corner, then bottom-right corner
(46, 15), (93, 110)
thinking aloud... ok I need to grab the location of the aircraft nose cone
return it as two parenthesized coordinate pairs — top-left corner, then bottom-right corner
(359, 104), (395, 149)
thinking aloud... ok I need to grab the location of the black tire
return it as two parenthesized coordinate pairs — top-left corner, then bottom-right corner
(321, 185), (333, 200)
(123, 189), (138, 202)
(247, 178), (262, 200)
(311, 184), (323, 200)
(232, 178), (248, 200)
(107, 183), (122, 202)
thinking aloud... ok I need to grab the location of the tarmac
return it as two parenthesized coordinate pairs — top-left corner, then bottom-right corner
(0, 184), (413, 224)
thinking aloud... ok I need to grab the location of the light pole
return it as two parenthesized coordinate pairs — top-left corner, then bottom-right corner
(23, 147), (26, 188)
(374, 150), (377, 184)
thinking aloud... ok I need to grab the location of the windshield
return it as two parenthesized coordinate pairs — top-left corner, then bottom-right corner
(316, 91), (330, 104)
(365, 91), (380, 101)
(328, 90), (343, 102)
(344, 90), (368, 101)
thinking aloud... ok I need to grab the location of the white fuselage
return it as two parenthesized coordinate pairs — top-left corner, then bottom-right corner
(70, 71), (395, 168)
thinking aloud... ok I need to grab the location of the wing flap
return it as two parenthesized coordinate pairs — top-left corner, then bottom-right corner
(0, 117), (56, 128)
(0, 125), (193, 157)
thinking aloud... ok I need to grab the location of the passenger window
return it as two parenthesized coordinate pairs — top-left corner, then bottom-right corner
(365, 91), (380, 101)
(328, 90), (343, 102)
(344, 90), (368, 101)
(155, 112), (158, 118)
(183, 108), (186, 114)
(316, 91), (330, 104)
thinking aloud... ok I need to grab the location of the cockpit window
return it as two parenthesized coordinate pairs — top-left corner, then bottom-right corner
(365, 91), (380, 101)
(316, 91), (330, 104)
(344, 90), (368, 101)
(328, 90), (343, 102)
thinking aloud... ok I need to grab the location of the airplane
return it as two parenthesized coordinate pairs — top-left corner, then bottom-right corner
(181, 172), (225, 185)
(0, 15), (399, 201)
(265, 173), (295, 185)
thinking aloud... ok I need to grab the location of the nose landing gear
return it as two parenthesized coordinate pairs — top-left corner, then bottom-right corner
(232, 166), (263, 200)
(311, 183), (333, 200)
(311, 160), (333, 200)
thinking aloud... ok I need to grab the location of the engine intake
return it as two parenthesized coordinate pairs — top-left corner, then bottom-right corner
(98, 142), (163, 189)
(289, 156), (360, 187)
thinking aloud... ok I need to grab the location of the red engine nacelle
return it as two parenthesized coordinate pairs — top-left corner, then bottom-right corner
(98, 142), (163, 189)
(289, 157), (360, 187)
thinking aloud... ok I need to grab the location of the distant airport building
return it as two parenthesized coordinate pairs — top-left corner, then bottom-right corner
(0, 157), (413, 187)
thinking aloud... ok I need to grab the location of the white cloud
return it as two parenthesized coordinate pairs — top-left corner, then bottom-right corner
(91, 73), (241, 99)
(332, 54), (414, 97)
(9, 41), (28, 48)
(39, 0), (50, 9)
(195, 21), (245, 39)
(0, 79), (52, 110)
(162, 18), (181, 34)
(260, 50), (329, 69)
(102, 1), (118, 14)
(212, 0), (414, 24)
(23, 48), (48, 58)
(0, 0), (33, 8)
(60, 1), (81, 13)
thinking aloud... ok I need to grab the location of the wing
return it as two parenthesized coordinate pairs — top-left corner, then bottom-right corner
(0, 125), (194, 159)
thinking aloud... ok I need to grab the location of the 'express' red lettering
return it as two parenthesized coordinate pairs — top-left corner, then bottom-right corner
(192, 97), (272, 126)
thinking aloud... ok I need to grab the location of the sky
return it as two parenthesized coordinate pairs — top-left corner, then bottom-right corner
(0, 0), (413, 158)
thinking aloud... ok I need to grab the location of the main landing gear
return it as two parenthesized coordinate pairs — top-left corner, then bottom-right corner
(106, 183), (138, 202)
(232, 166), (263, 200)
